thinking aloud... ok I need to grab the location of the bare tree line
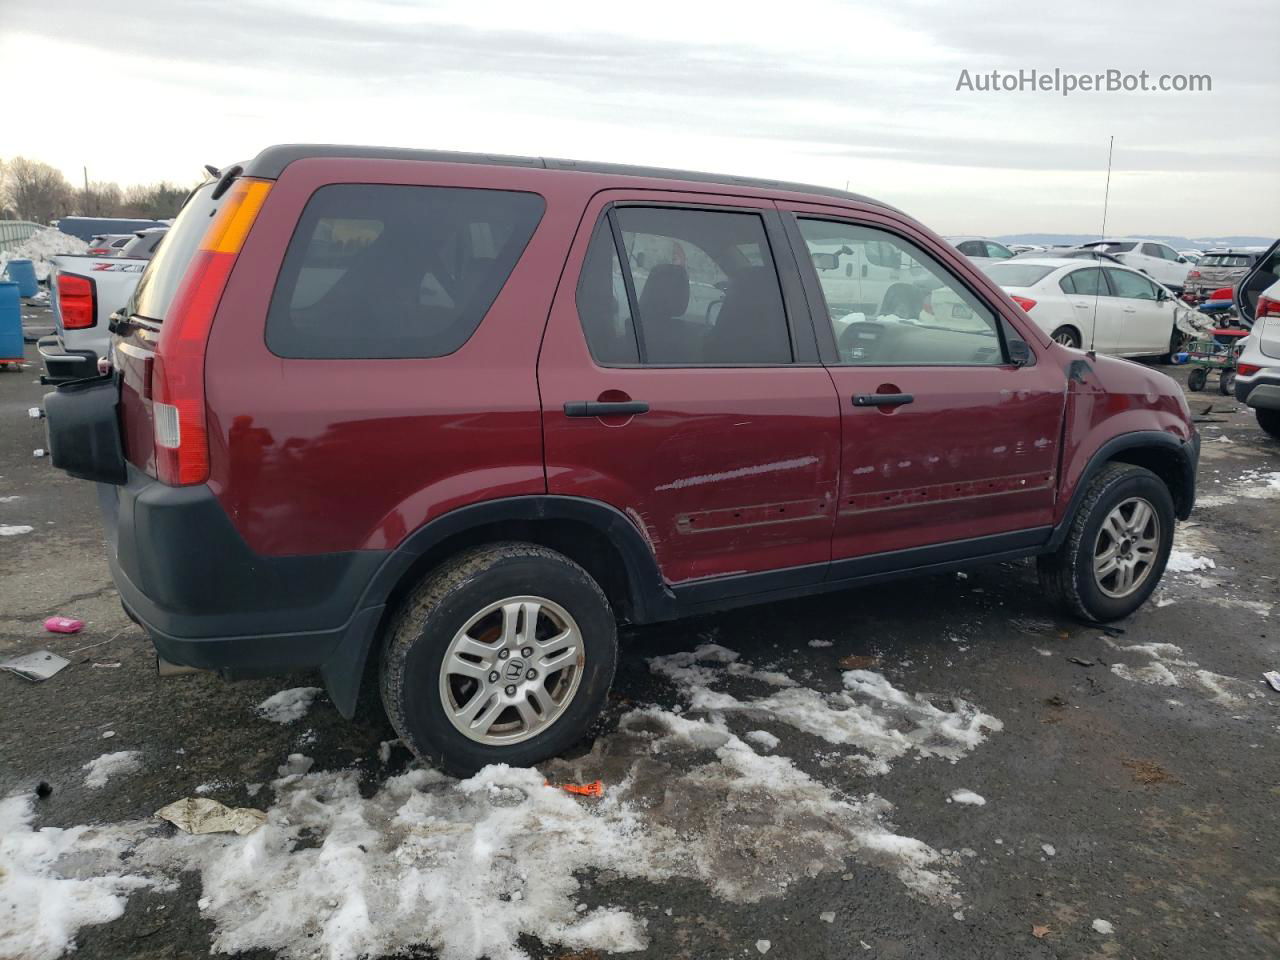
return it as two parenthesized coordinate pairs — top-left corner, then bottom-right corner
(0, 156), (194, 224)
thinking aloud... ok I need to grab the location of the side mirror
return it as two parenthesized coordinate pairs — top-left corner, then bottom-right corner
(1156, 287), (1169, 302)
(1007, 338), (1032, 366)
(1177, 256), (1187, 263)
(812, 253), (839, 271)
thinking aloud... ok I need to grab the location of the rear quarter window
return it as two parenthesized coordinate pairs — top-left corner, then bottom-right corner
(266, 184), (544, 359)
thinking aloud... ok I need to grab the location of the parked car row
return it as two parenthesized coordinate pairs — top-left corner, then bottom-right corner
(42, 144), (1200, 774)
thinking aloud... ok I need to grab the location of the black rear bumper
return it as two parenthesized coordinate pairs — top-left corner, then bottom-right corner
(99, 466), (390, 716)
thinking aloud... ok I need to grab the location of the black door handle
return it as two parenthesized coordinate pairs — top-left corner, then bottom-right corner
(564, 401), (650, 417)
(852, 393), (914, 407)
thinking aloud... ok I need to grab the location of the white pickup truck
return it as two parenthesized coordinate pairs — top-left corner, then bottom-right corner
(40, 254), (150, 382)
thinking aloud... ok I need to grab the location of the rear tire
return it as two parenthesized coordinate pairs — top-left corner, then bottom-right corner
(1051, 326), (1081, 348)
(1187, 367), (1207, 391)
(1219, 370), (1236, 395)
(1037, 463), (1175, 622)
(380, 542), (617, 776)
(1257, 408), (1280, 440)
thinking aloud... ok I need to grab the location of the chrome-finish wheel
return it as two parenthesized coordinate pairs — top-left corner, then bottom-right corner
(1093, 497), (1161, 598)
(1053, 328), (1079, 347)
(439, 596), (584, 745)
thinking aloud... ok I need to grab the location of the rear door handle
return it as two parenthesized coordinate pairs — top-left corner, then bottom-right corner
(852, 393), (913, 407)
(564, 401), (650, 417)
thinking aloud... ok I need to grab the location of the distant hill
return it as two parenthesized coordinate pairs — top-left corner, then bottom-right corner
(996, 234), (1275, 250)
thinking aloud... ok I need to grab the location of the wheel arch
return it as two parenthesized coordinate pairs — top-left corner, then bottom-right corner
(322, 496), (674, 718)
(1047, 430), (1198, 553)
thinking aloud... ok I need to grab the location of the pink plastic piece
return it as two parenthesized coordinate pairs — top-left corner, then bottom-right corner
(44, 616), (84, 635)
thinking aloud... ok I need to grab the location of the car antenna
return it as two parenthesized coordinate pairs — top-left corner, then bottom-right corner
(1088, 135), (1114, 359)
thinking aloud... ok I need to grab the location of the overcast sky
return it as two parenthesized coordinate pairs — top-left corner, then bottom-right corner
(2, 0), (1275, 237)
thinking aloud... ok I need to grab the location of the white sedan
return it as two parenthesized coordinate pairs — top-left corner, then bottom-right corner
(981, 258), (1191, 357)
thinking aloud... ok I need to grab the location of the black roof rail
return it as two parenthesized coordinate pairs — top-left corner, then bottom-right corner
(240, 143), (892, 210)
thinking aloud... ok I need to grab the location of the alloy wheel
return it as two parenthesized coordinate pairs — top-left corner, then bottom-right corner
(1093, 497), (1161, 598)
(438, 595), (584, 745)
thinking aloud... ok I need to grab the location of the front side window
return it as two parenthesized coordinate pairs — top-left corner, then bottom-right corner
(798, 219), (1004, 366)
(984, 241), (1015, 259)
(576, 206), (793, 366)
(266, 184), (544, 359)
(1105, 268), (1158, 300)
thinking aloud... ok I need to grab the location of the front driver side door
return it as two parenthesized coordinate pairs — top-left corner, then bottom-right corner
(783, 206), (1067, 565)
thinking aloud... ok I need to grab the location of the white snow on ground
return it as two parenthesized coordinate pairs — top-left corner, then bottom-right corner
(808, 639), (833, 648)
(0, 227), (88, 281)
(0, 525), (34, 536)
(1167, 550), (1216, 573)
(0, 796), (160, 960)
(948, 789), (986, 806)
(82, 750), (142, 789)
(255, 687), (323, 724)
(1092, 918), (1116, 935)
(1105, 639), (1249, 705)
(1234, 470), (1280, 500)
(4, 650), (1003, 960)
(745, 730), (781, 750)
(649, 643), (1003, 775)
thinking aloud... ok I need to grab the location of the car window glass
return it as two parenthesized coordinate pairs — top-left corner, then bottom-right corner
(266, 184), (544, 359)
(605, 206), (792, 365)
(1060, 267), (1108, 296)
(985, 241), (1013, 259)
(797, 219), (1004, 366)
(956, 240), (984, 257)
(1106, 268), (1157, 300)
(577, 220), (639, 364)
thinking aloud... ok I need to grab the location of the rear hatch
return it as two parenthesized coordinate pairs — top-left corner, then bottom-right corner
(1235, 241), (1280, 325)
(112, 175), (271, 481)
(1195, 253), (1256, 287)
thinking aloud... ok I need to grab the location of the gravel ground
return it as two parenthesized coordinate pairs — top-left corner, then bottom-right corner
(2, 307), (1278, 960)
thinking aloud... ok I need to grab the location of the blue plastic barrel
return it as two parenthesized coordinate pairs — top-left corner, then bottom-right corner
(0, 281), (23, 360)
(3, 258), (38, 297)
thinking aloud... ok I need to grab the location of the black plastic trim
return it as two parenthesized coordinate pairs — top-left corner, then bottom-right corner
(1045, 431), (1199, 550)
(44, 374), (126, 483)
(241, 144), (892, 209)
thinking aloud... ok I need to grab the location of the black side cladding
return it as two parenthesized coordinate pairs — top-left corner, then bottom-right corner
(44, 375), (126, 484)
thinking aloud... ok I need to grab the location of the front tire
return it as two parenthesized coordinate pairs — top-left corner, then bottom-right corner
(1187, 367), (1207, 391)
(1218, 370), (1236, 396)
(1037, 463), (1175, 622)
(380, 543), (617, 776)
(1257, 408), (1280, 440)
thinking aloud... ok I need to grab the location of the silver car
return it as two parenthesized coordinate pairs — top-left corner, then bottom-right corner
(1184, 248), (1264, 302)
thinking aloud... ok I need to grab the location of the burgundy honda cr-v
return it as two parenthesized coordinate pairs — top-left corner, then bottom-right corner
(45, 144), (1198, 773)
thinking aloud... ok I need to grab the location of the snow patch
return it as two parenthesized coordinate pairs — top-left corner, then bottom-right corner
(1105, 639), (1246, 705)
(255, 686), (323, 724)
(0, 525), (34, 536)
(82, 750), (142, 789)
(1167, 550), (1215, 573)
(808, 639), (833, 648)
(1092, 918), (1115, 935)
(0, 227), (89, 281)
(745, 730), (780, 751)
(650, 645), (1002, 776)
(949, 789), (986, 806)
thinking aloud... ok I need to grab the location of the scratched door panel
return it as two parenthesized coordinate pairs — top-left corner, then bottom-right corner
(537, 189), (841, 585)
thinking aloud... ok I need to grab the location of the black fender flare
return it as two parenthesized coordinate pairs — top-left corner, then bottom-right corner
(322, 495), (672, 716)
(1045, 429), (1199, 552)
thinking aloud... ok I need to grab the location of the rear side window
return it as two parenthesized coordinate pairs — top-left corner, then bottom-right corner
(133, 183), (220, 322)
(266, 184), (544, 359)
(1060, 267), (1108, 296)
(576, 205), (793, 366)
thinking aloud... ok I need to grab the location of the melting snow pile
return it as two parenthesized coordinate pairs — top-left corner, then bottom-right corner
(82, 750), (142, 789)
(1105, 639), (1249, 705)
(948, 789), (986, 806)
(5, 646), (1004, 960)
(649, 643), (1003, 775)
(1166, 551), (1216, 573)
(255, 686), (323, 724)
(0, 228), (88, 281)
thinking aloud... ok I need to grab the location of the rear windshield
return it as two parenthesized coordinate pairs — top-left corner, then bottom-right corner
(131, 182), (220, 322)
(1200, 254), (1254, 268)
(1083, 241), (1135, 253)
(265, 184), (544, 359)
(981, 263), (1056, 287)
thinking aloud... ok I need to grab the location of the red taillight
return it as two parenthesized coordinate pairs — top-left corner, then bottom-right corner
(1237, 363), (1261, 376)
(1010, 295), (1037, 312)
(57, 274), (96, 329)
(1257, 296), (1280, 320)
(1187, 270), (1200, 279)
(152, 178), (271, 486)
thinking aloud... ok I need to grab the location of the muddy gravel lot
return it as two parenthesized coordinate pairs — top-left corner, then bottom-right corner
(2, 311), (1278, 960)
